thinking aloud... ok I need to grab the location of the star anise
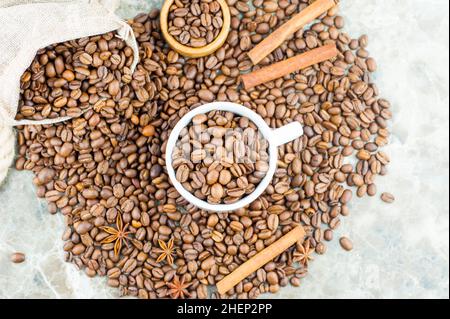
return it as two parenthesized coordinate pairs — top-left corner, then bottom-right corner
(293, 240), (315, 266)
(167, 276), (192, 299)
(99, 213), (131, 257)
(155, 238), (176, 265)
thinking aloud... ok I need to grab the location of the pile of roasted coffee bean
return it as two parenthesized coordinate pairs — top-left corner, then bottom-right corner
(15, 0), (392, 299)
(172, 111), (269, 204)
(168, 0), (224, 47)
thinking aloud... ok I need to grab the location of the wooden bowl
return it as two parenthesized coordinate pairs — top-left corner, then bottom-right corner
(160, 0), (231, 58)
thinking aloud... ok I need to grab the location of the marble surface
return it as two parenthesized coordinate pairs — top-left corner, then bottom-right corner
(0, 0), (448, 299)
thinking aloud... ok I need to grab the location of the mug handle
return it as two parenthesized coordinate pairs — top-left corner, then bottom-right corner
(270, 122), (304, 147)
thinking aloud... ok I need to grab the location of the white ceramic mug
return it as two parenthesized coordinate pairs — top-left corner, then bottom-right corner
(166, 102), (303, 212)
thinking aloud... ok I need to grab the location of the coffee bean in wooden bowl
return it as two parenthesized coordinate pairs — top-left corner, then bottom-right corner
(160, 0), (231, 58)
(168, 0), (223, 48)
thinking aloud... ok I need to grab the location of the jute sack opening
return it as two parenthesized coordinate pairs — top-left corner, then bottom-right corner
(0, 0), (139, 185)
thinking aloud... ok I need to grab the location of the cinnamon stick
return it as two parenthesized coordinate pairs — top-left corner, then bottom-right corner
(216, 225), (305, 295)
(242, 44), (338, 90)
(248, 0), (339, 65)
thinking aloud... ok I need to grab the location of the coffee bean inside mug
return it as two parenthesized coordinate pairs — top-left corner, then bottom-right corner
(168, 0), (223, 47)
(172, 111), (270, 204)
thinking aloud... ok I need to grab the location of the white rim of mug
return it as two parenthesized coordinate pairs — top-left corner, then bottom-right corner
(166, 102), (278, 212)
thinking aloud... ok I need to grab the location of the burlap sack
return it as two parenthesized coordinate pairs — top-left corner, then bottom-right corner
(0, 0), (139, 185)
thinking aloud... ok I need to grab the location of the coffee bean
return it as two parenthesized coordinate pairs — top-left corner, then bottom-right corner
(201, 256), (216, 271)
(193, 114), (208, 125)
(74, 221), (93, 235)
(267, 214), (279, 231)
(381, 192), (395, 203)
(316, 243), (327, 255)
(366, 57), (377, 72)
(341, 189), (353, 204)
(79, 52), (93, 65)
(334, 16), (345, 29)
(72, 243), (86, 255)
(324, 229), (334, 241)
(290, 277), (301, 287)
(367, 184), (377, 197)
(176, 164), (190, 183)
(263, 1), (278, 13)
(267, 271), (279, 285)
(340, 237), (354, 251)
(229, 220), (244, 233)
(198, 89), (215, 102)
(82, 188), (99, 200)
(211, 183), (224, 199)
(36, 167), (55, 185)
(108, 79), (120, 96)
(219, 170), (232, 185)
(59, 143), (73, 157)
(11, 252), (26, 264)
(352, 174), (364, 187)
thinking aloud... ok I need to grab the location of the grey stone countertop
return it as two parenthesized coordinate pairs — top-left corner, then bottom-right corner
(0, 0), (448, 299)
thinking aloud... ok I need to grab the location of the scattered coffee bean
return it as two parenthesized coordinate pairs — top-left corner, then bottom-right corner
(340, 237), (354, 251)
(11, 252), (26, 264)
(381, 192), (395, 203)
(142, 125), (156, 137)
